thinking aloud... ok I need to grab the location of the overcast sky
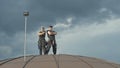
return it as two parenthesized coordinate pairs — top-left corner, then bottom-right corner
(0, 0), (120, 63)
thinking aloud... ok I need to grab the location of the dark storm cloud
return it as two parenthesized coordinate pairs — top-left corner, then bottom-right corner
(28, 0), (103, 25)
(1, 0), (120, 35)
(102, 0), (120, 15)
(0, 0), (25, 36)
(33, 0), (102, 16)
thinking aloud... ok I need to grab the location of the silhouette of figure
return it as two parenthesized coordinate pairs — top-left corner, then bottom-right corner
(46, 26), (57, 55)
(38, 27), (47, 55)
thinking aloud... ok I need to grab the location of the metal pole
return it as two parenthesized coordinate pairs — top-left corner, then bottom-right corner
(24, 16), (27, 61)
(23, 11), (29, 61)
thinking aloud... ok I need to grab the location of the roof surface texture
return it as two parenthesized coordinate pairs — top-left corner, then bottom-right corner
(0, 54), (120, 68)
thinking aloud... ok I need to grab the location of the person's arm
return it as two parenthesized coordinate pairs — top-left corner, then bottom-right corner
(38, 31), (45, 35)
(48, 31), (57, 35)
(48, 31), (53, 35)
(53, 31), (57, 35)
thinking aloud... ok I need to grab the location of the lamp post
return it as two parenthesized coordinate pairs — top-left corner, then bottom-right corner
(23, 11), (29, 61)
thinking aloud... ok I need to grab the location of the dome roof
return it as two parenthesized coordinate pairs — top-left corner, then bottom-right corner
(0, 54), (120, 68)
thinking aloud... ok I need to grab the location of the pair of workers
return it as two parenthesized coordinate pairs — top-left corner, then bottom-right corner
(38, 26), (57, 55)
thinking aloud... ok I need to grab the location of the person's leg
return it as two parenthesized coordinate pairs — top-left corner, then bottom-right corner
(43, 40), (47, 55)
(38, 41), (40, 49)
(39, 40), (43, 55)
(53, 45), (57, 55)
(41, 40), (46, 55)
(38, 44), (42, 55)
(44, 41), (49, 55)
(38, 41), (42, 55)
(52, 40), (57, 55)
(45, 40), (52, 54)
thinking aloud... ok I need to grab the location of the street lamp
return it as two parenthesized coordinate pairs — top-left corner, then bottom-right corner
(23, 11), (29, 61)
(24, 11), (29, 16)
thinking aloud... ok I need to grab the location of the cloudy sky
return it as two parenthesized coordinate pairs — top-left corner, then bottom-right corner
(0, 0), (120, 63)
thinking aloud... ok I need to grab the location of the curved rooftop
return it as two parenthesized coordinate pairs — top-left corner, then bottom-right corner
(0, 54), (120, 68)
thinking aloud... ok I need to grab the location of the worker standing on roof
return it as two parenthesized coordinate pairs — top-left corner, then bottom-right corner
(38, 26), (47, 55)
(46, 26), (57, 55)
